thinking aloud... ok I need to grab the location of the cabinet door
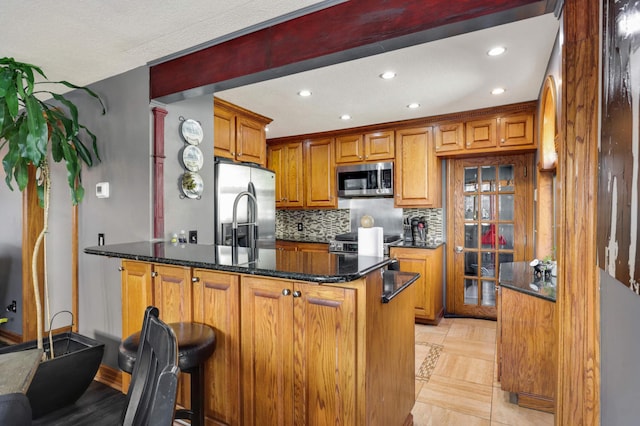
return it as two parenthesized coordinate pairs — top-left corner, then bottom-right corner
(465, 118), (498, 150)
(121, 260), (153, 393)
(305, 138), (336, 208)
(267, 144), (286, 204)
(192, 270), (241, 425)
(284, 142), (304, 207)
(499, 113), (534, 147)
(153, 264), (193, 409)
(293, 282), (356, 425)
(395, 126), (441, 207)
(390, 246), (443, 322)
(214, 105), (236, 160)
(434, 122), (465, 153)
(236, 115), (266, 166)
(153, 264), (192, 323)
(241, 276), (294, 426)
(364, 130), (395, 161)
(335, 134), (364, 163)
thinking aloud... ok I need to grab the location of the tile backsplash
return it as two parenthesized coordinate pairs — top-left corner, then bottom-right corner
(277, 207), (444, 242)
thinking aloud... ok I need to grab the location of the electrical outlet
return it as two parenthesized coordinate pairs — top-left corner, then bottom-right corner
(189, 230), (198, 244)
(297, 223), (303, 231)
(6, 300), (16, 313)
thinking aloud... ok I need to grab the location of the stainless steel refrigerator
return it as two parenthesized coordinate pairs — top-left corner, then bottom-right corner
(214, 158), (276, 248)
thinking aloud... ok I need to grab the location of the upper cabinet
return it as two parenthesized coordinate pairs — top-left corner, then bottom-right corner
(435, 102), (536, 157)
(335, 130), (395, 164)
(214, 97), (272, 166)
(395, 126), (441, 207)
(267, 141), (304, 208)
(305, 138), (336, 208)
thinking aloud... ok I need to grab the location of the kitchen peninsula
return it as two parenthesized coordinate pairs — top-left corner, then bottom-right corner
(85, 241), (418, 425)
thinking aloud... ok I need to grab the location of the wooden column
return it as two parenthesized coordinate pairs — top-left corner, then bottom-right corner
(556, 0), (600, 424)
(152, 107), (168, 239)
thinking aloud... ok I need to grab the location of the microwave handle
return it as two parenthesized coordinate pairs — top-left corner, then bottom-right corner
(377, 167), (382, 193)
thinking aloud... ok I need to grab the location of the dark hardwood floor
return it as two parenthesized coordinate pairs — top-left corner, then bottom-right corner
(32, 381), (126, 425)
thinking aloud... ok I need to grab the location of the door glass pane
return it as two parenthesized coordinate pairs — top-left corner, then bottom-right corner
(480, 195), (494, 220)
(464, 224), (478, 248)
(498, 224), (514, 249)
(499, 253), (514, 265)
(481, 166), (496, 192)
(465, 252), (478, 275)
(481, 281), (496, 306)
(464, 195), (477, 220)
(464, 279), (478, 304)
(464, 167), (478, 192)
(499, 194), (514, 220)
(499, 165), (515, 192)
(481, 251), (496, 277)
(481, 223), (494, 249)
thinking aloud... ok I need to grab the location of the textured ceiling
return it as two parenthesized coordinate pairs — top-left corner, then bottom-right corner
(0, 0), (333, 86)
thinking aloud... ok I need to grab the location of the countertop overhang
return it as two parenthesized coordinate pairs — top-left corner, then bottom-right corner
(85, 241), (396, 284)
(499, 261), (556, 302)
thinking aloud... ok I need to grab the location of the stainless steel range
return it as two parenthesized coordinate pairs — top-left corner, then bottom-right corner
(328, 232), (402, 256)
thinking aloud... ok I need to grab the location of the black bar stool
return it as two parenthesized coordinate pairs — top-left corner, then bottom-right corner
(119, 321), (216, 426)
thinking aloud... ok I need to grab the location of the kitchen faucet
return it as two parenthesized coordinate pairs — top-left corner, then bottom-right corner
(231, 190), (258, 248)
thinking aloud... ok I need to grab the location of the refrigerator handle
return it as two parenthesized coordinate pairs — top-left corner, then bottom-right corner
(248, 182), (259, 244)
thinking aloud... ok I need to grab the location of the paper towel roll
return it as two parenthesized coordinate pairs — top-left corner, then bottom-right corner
(358, 227), (383, 257)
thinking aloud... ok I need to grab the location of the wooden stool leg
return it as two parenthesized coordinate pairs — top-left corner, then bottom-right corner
(191, 364), (204, 426)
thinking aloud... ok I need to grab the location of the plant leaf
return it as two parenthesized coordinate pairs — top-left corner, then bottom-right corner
(4, 75), (19, 118)
(51, 81), (106, 115)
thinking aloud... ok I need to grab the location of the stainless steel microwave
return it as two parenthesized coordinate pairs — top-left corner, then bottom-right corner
(336, 162), (393, 197)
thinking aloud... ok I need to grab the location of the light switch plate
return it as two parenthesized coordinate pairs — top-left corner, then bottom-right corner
(96, 182), (110, 198)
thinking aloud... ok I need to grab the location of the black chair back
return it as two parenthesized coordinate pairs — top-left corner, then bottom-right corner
(121, 306), (179, 426)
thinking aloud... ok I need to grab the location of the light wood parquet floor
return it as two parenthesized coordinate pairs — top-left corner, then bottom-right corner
(31, 318), (554, 425)
(412, 317), (554, 426)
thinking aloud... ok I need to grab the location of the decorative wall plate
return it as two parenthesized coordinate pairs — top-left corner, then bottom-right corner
(182, 145), (204, 171)
(180, 119), (204, 145)
(181, 172), (203, 199)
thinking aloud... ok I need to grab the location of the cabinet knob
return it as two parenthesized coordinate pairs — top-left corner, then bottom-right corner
(282, 289), (292, 296)
(500, 138), (505, 143)
(118, 266), (124, 272)
(192, 277), (200, 283)
(293, 290), (302, 298)
(151, 271), (158, 277)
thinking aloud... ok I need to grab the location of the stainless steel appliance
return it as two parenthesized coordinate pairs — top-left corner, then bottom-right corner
(336, 162), (393, 197)
(328, 232), (402, 256)
(214, 158), (276, 248)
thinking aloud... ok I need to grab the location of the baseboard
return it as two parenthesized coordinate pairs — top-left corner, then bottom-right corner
(94, 363), (122, 392)
(0, 328), (22, 344)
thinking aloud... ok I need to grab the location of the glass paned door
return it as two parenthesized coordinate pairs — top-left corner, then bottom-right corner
(450, 154), (533, 319)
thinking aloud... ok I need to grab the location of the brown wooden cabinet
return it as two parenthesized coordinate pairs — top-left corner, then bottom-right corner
(394, 126), (442, 207)
(240, 275), (356, 425)
(498, 286), (556, 413)
(436, 110), (535, 157)
(434, 122), (464, 153)
(305, 138), (336, 208)
(267, 142), (304, 208)
(192, 269), (241, 425)
(214, 97), (272, 166)
(335, 130), (394, 163)
(390, 246), (443, 324)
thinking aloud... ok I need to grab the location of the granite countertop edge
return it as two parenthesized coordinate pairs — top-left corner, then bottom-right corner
(84, 243), (393, 284)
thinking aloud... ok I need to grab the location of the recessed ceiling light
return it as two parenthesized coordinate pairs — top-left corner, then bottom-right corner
(407, 103), (420, 109)
(491, 87), (506, 95)
(380, 71), (396, 80)
(340, 114), (352, 120)
(298, 89), (312, 97)
(487, 46), (506, 56)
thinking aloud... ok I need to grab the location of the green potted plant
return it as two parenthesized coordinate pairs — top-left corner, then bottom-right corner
(0, 57), (106, 417)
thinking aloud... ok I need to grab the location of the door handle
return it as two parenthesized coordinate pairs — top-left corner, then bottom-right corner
(454, 246), (464, 253)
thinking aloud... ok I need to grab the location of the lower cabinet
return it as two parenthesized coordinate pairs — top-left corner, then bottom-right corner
(241, 276), (356, 425)
(498, 286), (556, 413)
(120, 261), (415, 425)
(390, 246), (443, 324)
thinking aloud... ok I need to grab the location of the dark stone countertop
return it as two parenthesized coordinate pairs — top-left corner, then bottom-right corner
(498, 261), (556, 302)
(392, 241), (445, 250)
(276, 235), (330, 244)
(84, 241), (394, 284)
